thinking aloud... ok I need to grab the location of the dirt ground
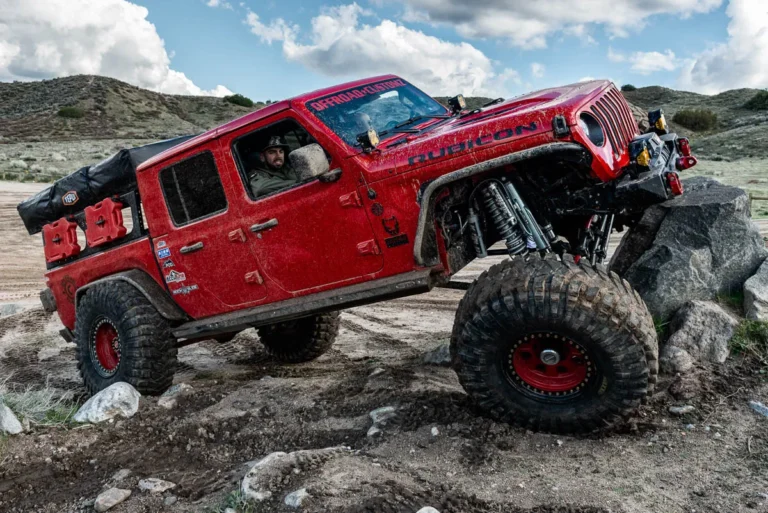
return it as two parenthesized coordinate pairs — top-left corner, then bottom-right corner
(1, 180), (768, 513)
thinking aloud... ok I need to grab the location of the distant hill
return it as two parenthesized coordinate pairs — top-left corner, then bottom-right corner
(1, 76), (766, 162)
(623, 86), (768, 160)
(0, 75), (264, 142)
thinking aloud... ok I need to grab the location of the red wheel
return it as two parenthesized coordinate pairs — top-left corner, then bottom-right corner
(90, 318), (121, 377)
(506, 333), (594, 397)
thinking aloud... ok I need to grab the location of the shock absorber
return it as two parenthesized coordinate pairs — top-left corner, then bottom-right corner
(480, 182), (527, 255)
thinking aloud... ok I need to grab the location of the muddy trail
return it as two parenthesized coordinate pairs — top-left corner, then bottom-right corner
(1, 300), (767, 513)
(1, 181), (768, 512)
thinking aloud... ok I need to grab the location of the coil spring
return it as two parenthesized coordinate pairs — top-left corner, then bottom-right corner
(481, 182), (527, 255)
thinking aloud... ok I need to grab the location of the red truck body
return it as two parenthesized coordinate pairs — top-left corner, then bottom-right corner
(45, 76), (637, 333)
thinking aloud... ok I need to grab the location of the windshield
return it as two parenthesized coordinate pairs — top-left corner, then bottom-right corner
(306, 78), (449, 146)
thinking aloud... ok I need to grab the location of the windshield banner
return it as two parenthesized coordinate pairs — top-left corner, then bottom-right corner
(308, 79), (406, 112)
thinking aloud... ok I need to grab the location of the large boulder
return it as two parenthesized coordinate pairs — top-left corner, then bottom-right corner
(665, 300), (737, 366)
(744, 259), (768, 320)
(611, 177), (767, 321)
(73, 382), (141, 424)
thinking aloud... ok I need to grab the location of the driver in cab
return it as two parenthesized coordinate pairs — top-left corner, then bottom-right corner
(248, 136), (298, 198)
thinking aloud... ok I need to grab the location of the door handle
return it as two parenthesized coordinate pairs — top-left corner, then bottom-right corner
(250, 218), (278, 233)
(180, 241), (204, 254)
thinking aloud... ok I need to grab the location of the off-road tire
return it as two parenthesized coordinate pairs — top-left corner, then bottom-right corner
(74, 281), (177, 396)
(258, 312), (340, 363)
(451, 257), (658, 434)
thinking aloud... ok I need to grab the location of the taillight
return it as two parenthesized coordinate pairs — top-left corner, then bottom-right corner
(677, 137), (691, 156)
(667, 172), (683, 196)
(676, 155), (697, 171)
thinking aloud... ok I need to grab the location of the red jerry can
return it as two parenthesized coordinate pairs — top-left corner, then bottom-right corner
(42, 218), (81, 263)
(85, 198), (128, 247)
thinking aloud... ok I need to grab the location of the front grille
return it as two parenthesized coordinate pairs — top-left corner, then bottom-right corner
(590, 87), (639, 157)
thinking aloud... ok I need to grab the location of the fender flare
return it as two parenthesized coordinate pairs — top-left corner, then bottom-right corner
(75, 269), (188, 322)
(413, 142), (586, 266)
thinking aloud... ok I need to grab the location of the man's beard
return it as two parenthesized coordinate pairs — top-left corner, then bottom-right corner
(267, 159), (283, 170)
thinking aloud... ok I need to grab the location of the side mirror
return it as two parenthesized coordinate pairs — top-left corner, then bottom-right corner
(289, 143), (330, 181)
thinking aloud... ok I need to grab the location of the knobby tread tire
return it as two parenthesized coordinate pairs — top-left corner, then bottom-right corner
(451, 257), (658, 434)
(74, 281), (177, 396)
(258, 312), (340, 363)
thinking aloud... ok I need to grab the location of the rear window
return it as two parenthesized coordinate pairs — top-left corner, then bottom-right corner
(159, 151), (227, 226)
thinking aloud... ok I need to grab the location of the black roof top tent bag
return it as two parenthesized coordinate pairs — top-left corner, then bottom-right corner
(17, 135), (195, 235)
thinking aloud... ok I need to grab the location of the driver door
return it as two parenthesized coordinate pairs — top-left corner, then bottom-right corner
(219, 113), (384, 295)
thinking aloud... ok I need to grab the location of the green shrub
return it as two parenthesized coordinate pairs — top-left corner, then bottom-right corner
(621, 84), (637, 92)
(223, 94), (254, 108)
(744, 90), (768, 111)
(57, 106), (85, 118)
(672, 108), (717, 131)
(730, 320), (768, 364)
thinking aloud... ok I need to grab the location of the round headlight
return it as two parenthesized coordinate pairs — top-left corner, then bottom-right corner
(578, 113), (605, 147)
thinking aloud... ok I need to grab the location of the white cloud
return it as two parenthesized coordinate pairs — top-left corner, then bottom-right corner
(579, 76), (596, 82)
(678, 0), (768, 93)
(206, 0), (233, 9)
(629, 50), (677, 75)
(607, 47), (626, 63)
(394, 0), (722, 49)
(248, 3), (516, 96)
(530, 62), (545, 78)
(0, 0), (232, 96)
(245, 11), (296, 44)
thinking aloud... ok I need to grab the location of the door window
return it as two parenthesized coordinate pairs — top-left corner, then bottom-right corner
(159, 151), (227, 226)
(232, 118), (328, 200)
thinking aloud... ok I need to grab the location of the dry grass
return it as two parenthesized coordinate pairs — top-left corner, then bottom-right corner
(0, 374), (77, 427)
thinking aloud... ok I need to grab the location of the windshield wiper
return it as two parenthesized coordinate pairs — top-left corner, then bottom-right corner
(379, 114), (452, 137)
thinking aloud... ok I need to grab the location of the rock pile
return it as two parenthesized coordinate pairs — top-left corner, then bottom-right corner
(611, 177), (767, 322)
(612, 177), (768, 375)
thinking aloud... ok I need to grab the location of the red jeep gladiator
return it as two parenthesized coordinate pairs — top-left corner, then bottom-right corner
(18, 75), (695, 433)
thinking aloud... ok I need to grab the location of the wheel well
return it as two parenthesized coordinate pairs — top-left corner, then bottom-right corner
(75, 269), (188, 323)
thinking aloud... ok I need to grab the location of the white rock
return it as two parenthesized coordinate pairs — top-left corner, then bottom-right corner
(242, 447), (350, 502)
(367, 426), (382, 438)
(50, 152), (67, 162)
(422, 342), (451, 366)
(369, 406), (397, 426)
(745, 259), (768, 321)
(158, 383), (192, 410)
(73, 382), (141, 424)
(138, 478), (176, 494)
(669, 405), (695, 416)
(659, 345), (695, 374)
(111, 469), (132, 482)
(368, 367), (386, 378)
(284, 488), (310, 508)
(94, 488), (131, 512)
(416, 508), (441, 513)
(666, 301), (737, 364)
(430, 427), (439, 437)
(164, 495), (177, 506)
(0, 402), (22, 435)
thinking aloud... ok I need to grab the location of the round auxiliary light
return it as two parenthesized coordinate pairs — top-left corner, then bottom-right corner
(578, 112), (605, 147)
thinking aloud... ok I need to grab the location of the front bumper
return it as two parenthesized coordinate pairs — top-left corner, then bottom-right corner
(614, 132), (691, 211)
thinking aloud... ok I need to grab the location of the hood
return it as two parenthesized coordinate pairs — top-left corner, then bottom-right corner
(378, 80), (612, 171)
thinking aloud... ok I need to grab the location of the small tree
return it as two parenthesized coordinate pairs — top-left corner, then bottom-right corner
(744, 90), (768, 111)
(672, 109), (718, 131)
(621, 84), (637, 92)
(223, 94), (254, 108)
(57, 106), (85, 118)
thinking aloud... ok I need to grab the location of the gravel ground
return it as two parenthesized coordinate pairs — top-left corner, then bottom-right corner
(1, 178), (768, 513)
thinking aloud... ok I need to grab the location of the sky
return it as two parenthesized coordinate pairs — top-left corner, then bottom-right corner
(0, 0), (766, 101)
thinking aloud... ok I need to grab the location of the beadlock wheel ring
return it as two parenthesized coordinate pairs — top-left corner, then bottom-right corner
(90, 318), (121, 378)
(505, 332), (593, 397)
